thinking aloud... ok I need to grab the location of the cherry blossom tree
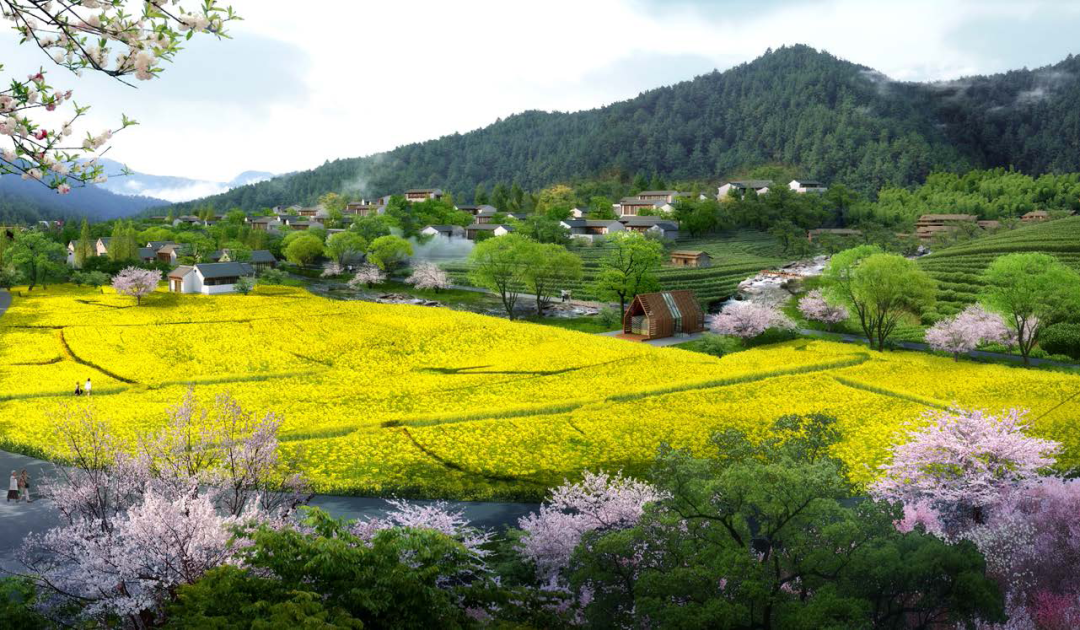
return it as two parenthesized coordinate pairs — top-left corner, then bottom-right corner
(111, 266), (160, 304)
(406, 261), (451, 292)
(709, 300), (795, 339)
(350, 499), (492, 565)
(18, 391), (309, 626)
(517, 471), (664, 584)
(0, 1), (239, 192)
(871, 408), (1059, 526)
(320, 261), (344, 278)
(797, 288), (848, 330)
(925, 304), (1013, 360)
(348, 262), (385, 289)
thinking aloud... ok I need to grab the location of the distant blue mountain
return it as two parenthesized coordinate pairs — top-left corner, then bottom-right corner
(94, 159), (274, 203)
(0, 172), (168, 223)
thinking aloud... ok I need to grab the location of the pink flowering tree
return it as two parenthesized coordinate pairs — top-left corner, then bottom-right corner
(709, 301), (795, 340)
(406, 261), (451, 293)
(320, 261), (344, 278)
(348, 263), (386, 289)
(111, 267), (161, 304)
(517, 471), (664, 585)
(871, 408), (1059, 526)
(924, 304), (1013, 360)
(0, 1), (238, 193)
(797, 289), (849, 331)
(18, 391), (309, 626)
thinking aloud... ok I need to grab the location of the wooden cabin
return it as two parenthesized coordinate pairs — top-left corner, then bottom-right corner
(670, 250), (711, 268)
(622, 290), (705, 340)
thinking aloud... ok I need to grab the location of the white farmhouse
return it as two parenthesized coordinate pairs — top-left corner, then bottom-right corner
(788, 179), (828, 194)
(167, 262), (254, 295)
(717, 180), (773, 200)
(421, 225), (466, 239)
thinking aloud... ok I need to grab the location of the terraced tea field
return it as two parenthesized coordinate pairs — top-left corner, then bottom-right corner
(918, 217), (1080, 317)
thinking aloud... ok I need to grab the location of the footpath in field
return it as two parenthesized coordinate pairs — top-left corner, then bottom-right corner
(0, 448), (538, 573)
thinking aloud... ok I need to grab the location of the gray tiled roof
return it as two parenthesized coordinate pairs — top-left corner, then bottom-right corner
(194, 262), (254, 279)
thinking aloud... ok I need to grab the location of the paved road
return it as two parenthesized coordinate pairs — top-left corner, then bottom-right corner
(0, 449), (538, 574)
(0, 289), (10, 319)
(797, 329), (1079, 369)
(599, 330), (705, 347)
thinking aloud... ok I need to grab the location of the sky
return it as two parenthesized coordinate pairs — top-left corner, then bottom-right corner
(4, 0), (1080, 185)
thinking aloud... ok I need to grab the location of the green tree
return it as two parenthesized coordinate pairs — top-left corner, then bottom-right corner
(107, 222), (138, 262)
(366, 235), (413, 274)
(522, 243), (583, 316)
(629, 173), (648, 195)
(7, 231), (66, 290)
(468, 234), (531, 320)
(224, 209), (247, 225)
(535, 184), (575, 218)
(822, 246), (936, 351)
(166, 508), (498, 630)
(510, 182), (525, 212)
(350, 215), (393, 242)
(474, 183), (488, 205)
(284, 234), (325, 267)
(569, 415), (1005, 629)
(593, 233), (664, 315)
(318, 192), (347, 214)
(74, 219), (94, 269)
(324, 232), (368, 266)
(519, 216), (570, 245)
(490, 182), (509, 211)
(981, 253), (1080, 366)
(176, 232), (217, 264)
(590, 196), (617, 220)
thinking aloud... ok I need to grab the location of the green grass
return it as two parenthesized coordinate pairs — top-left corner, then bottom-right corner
(918, 216), (1080, 317)
(443, 230), (786, 306)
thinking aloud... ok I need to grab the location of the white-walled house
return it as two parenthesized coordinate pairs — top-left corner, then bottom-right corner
(717, 180), (773, 200)
(465, 224), (514, 240)
(560, 219), (626, 241)
(167, 262), (254, 295)
(569, 206), (588, 218)
(421, 225), (466, 239)
(789, 179), (828, 194)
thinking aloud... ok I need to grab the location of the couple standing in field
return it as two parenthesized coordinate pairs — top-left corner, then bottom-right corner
(74, 378), (92, 397)
(7, 470), (31, 503)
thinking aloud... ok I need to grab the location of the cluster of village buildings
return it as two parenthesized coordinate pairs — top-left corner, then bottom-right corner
(47, 177), (1060, 297)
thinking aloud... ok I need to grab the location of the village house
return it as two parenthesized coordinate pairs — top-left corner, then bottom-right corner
(155, 243), (185, 263)
(344, 201), (383, 216)
(569, 206), (588, 218)
(249, 216), (283, 232)
(622, 290), (706, 340)
(173, 215), (203, 227)
(560, 219), (625, 241)
(94, 237), (111, 256)
(788, 179), (828, 194)
(283, 218), (313, 230)
(617, 197), (673, 217)
(914, 214), (978, 241)
(248, 250), (278, 270)
(465, 223), (515, 240)
(669, 250), (711, 268)
(717, 180), (773, 199)
(405, 188), (444, 203)
(619, 216), (679, 240)
(977, 220), (1002, 230)
(297, 207), (321, 217)
(1021, 210), (1050, 223)
(635, 190), (685, 203)
(167, 262), (254, 295)
(421, 225), (466, 239)
(474, 206), (499, 224)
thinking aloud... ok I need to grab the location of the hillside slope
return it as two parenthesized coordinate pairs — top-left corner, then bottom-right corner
(0, 175), (168, 224)
(168, 45), (1080, 212)
(918, 217), (1080, 316)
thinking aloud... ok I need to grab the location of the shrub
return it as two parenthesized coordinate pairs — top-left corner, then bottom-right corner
(1038, 323), (1080, 360)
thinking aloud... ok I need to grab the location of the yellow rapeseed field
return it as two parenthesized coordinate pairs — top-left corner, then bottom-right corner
(1, 285), (1077, 500)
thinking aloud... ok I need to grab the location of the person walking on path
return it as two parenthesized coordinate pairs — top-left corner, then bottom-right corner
(6, 471), (18, 502)
(84, 377), (92, 396)
(74, 382), (83, 396)
(18, 469), (30, 503)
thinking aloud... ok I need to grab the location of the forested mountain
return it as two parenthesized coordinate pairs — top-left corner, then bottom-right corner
(156, 45), (1079, 212)
(0, 175), (168, 225)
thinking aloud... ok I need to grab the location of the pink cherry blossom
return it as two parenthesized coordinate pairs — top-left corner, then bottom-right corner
(871, 407), (1059, 523)
(709, 301), (795, 339)
(798, 289), (849, 329)
(349, 263), (386, 289)
(925, 304), (1012, 360)
(518, 471), (664, 583)
(111, 267), (161, 305)
(406, 261), (451, 291)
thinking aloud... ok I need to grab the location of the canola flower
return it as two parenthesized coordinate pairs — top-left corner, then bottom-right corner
(1, 285), (1078, 500)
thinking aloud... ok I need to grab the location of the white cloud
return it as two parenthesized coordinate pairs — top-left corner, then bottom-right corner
(3, 0), (1076, 184)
